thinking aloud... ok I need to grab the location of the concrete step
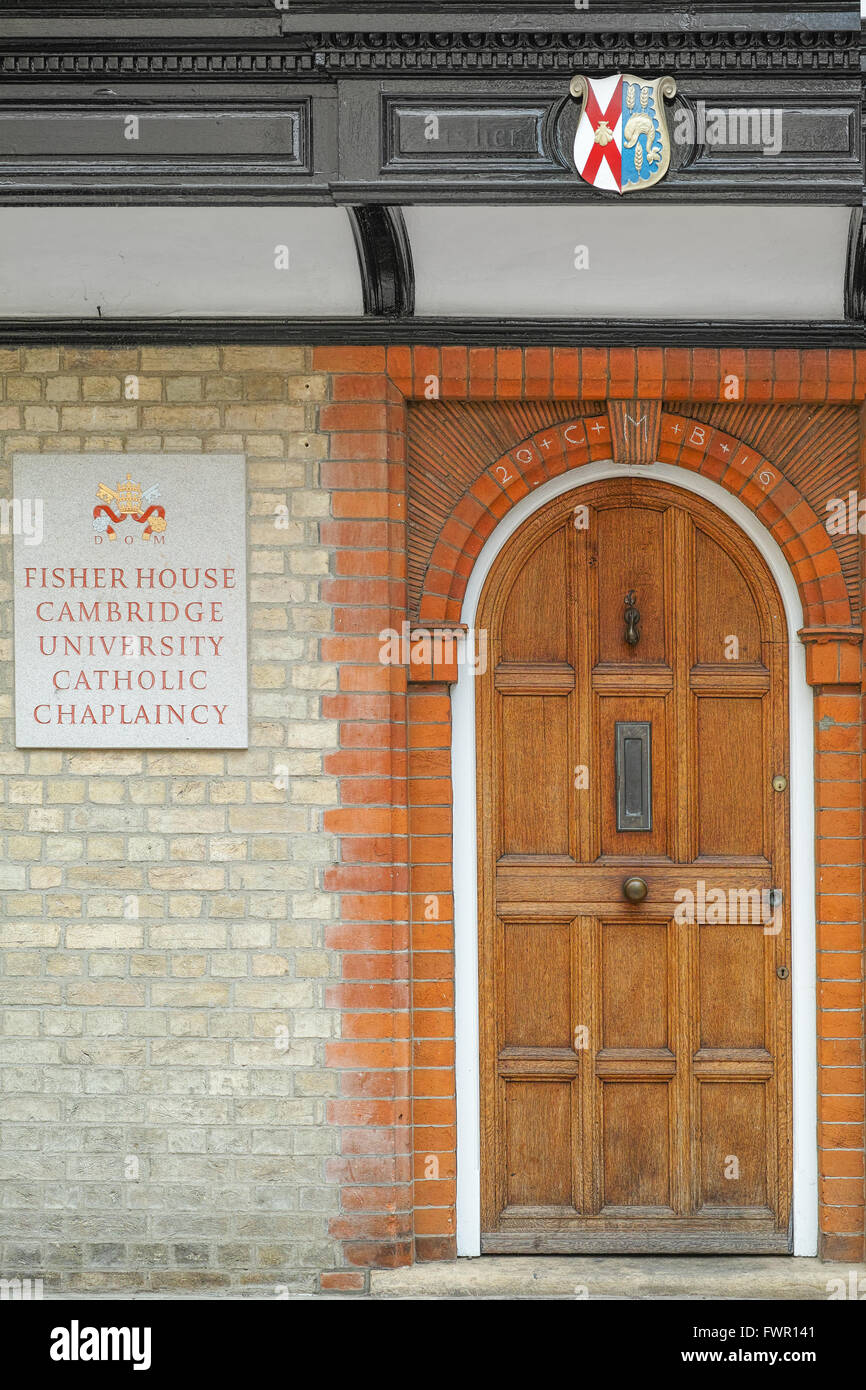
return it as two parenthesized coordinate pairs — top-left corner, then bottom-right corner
(370, 1255), (866, 1300)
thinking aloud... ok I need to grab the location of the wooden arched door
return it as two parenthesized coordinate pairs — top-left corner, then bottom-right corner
(476, 478), (792, 1253)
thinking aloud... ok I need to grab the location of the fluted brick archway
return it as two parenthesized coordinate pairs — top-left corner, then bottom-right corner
(418, 411), (853, 635)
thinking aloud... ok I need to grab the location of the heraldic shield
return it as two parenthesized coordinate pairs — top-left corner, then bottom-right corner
(570, 73), (678, 195)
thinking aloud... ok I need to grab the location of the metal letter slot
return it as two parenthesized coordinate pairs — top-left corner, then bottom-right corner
(615, 721), (652, 832)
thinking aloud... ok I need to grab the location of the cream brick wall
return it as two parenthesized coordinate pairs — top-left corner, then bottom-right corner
(0, 346), (341, 1294)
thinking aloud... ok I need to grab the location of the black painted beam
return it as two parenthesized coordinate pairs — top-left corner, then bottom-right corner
(0, 317), (861, 347)
(0, 6), (859, 206)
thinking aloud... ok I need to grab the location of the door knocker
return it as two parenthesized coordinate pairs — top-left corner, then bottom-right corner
(624, 590), (641, 647)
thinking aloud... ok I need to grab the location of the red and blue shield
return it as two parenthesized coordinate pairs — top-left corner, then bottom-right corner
(571, 74), (678, 195)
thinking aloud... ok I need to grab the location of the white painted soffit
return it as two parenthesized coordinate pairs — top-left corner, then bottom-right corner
(0, 207), (365, 317)
(0, 203), (852, 322)
(404, 205), (851, 321)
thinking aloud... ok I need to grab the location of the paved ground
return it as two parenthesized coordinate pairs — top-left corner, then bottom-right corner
(30, 1255), (866, 1299)
(369, 1255), (866, 1300)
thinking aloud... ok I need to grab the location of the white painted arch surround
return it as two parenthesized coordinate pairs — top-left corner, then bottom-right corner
(452, 459), (818, 1258)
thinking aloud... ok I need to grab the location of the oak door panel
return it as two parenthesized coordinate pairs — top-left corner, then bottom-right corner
(698, 1082), (770, 1210)
(696, 697), (766, 859)
(600, 922), (669, 1051)
(505, 1081), (574, 1208)
(698, 924), (767, 1050)
(504, 921), (572, 1050)
(602, 1082), (673, 1210)
(595, 505), (668, 666)
(501, 526), (570, 664)
(500, 696), (570, 855)
(694, 529), (762, 665)
(598, 696), (669, 858)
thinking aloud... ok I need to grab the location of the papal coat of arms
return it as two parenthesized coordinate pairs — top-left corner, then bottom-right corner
(93, 473), (166, 540)
(570, 73), (678, 195)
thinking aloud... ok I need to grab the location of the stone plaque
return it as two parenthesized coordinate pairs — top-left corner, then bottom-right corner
(12, 453), (248, 749)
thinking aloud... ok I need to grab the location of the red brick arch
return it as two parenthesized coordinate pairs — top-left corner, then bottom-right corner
(417, 410), (852, 632)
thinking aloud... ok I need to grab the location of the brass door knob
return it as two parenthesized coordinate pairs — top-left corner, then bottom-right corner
(622, 876), (648, 903)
